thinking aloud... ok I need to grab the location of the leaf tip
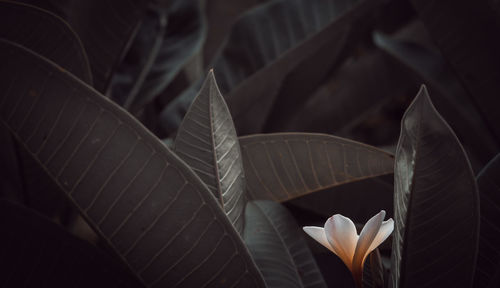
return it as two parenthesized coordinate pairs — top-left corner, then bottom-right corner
(413, 84), (433, 109)
(207, 68), (215, 78)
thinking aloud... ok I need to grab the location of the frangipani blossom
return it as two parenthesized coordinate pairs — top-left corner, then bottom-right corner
(303, 210), (393, 288)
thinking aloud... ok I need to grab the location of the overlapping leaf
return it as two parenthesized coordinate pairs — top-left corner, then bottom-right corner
(0, 1), (95, 218)
(0, 39), (265, 288)
(161, 0), (388, 134)
(239, 133), (394, 202)
(244, 200), (327, 288)
(0, 124), (23, 201)
(280, 49), (413, 137)
(0, 200), (142, 287)
(374, 31), (499, 166)
(174, 71), (246, 235)
(390, 86), (479, 288)
(111, 0), (206, 111)
(410, 0), (500, 141)
(474, 154), (500, 288)
(362, 249), (384, 288)
(65, 0), (150, 92)
(0, 0), (92, 84)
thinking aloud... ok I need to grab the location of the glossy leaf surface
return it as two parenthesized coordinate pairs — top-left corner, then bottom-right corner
(474, 154), (500, 288)
(390, 86), (479, 288)
(174, 71), (246, 234)
(244, 200), (327, 288)
(0, 39), (265, 288)
(239, 133), (394, 202)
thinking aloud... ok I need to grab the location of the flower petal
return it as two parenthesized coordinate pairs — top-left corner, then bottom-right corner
(367, 218), (394, 254)
(324, 214), (358, 269)
(352, 210), (385, 270)
(303, 226), (335, 253)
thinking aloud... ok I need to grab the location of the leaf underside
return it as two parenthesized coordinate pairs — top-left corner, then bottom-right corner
(239, 133), (394, 202)
(174, 71), (246, 235)
(0, 39), (265, 288)
(244, 200), (327, 288)
(0, 200), (142, 288)
(390, 86), (479, 288)
(474, 154), (500, 288)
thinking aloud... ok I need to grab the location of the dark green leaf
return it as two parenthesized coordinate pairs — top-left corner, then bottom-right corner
(202, 0), (267, 66)
(390, 86), (479, 288)
(486, 263), (500, 288)
(0, 39), (266, 288)
(287, 175), (394, 227)
(162, 0), (389, 135)
(410, 0), (500, 142)
(280, 49), (413, 142)
(221, 0), (388, 134)
(14, 0), (152, 92)
(174, 71), (246, 235)
(244, 200), (327, 288)
(239, 133), (394, 202)
(363, 249), (384, 288)
(474, 154), (500, 288)
(374, 31), (499, 167)
(0, 0), (92, 84)
(65, 0), (150, 92)
(0, 200), (142, 287)
(0, 1), (93, 220)
(110, 7), (167, 109)
(112, 0), (206, 111)
(0, 124), (24, 202)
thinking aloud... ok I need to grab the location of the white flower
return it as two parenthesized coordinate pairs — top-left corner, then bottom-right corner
(303, 210), (393, 287)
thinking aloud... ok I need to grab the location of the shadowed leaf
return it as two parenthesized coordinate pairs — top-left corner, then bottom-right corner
(174, 71), (246, 235)
(161, 0), (388, 135)
(486, 263), (500, 288)
(474, 154), (500, 288)
(0, 123), (23, 202)
(0, 39), (266, 288)
(218, 0), (386, 134)
(374, 30), (499, 168)
(65, 0), (150, 92)
(0, 200), (142, 287)
(11, 0), (151, 91)
(112, 0), (206, 111)
(363, 249), (384, 288)
(239, 133), (394, 202)
(0, 1), (93, 221)
(280, 49), (413, 141)
(410, 0), (500, 142)
(390, 86), (479, 288)
(0, 0), (92, 84)
(244, 200), (327, 288)
(202, 0), (267, 66)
